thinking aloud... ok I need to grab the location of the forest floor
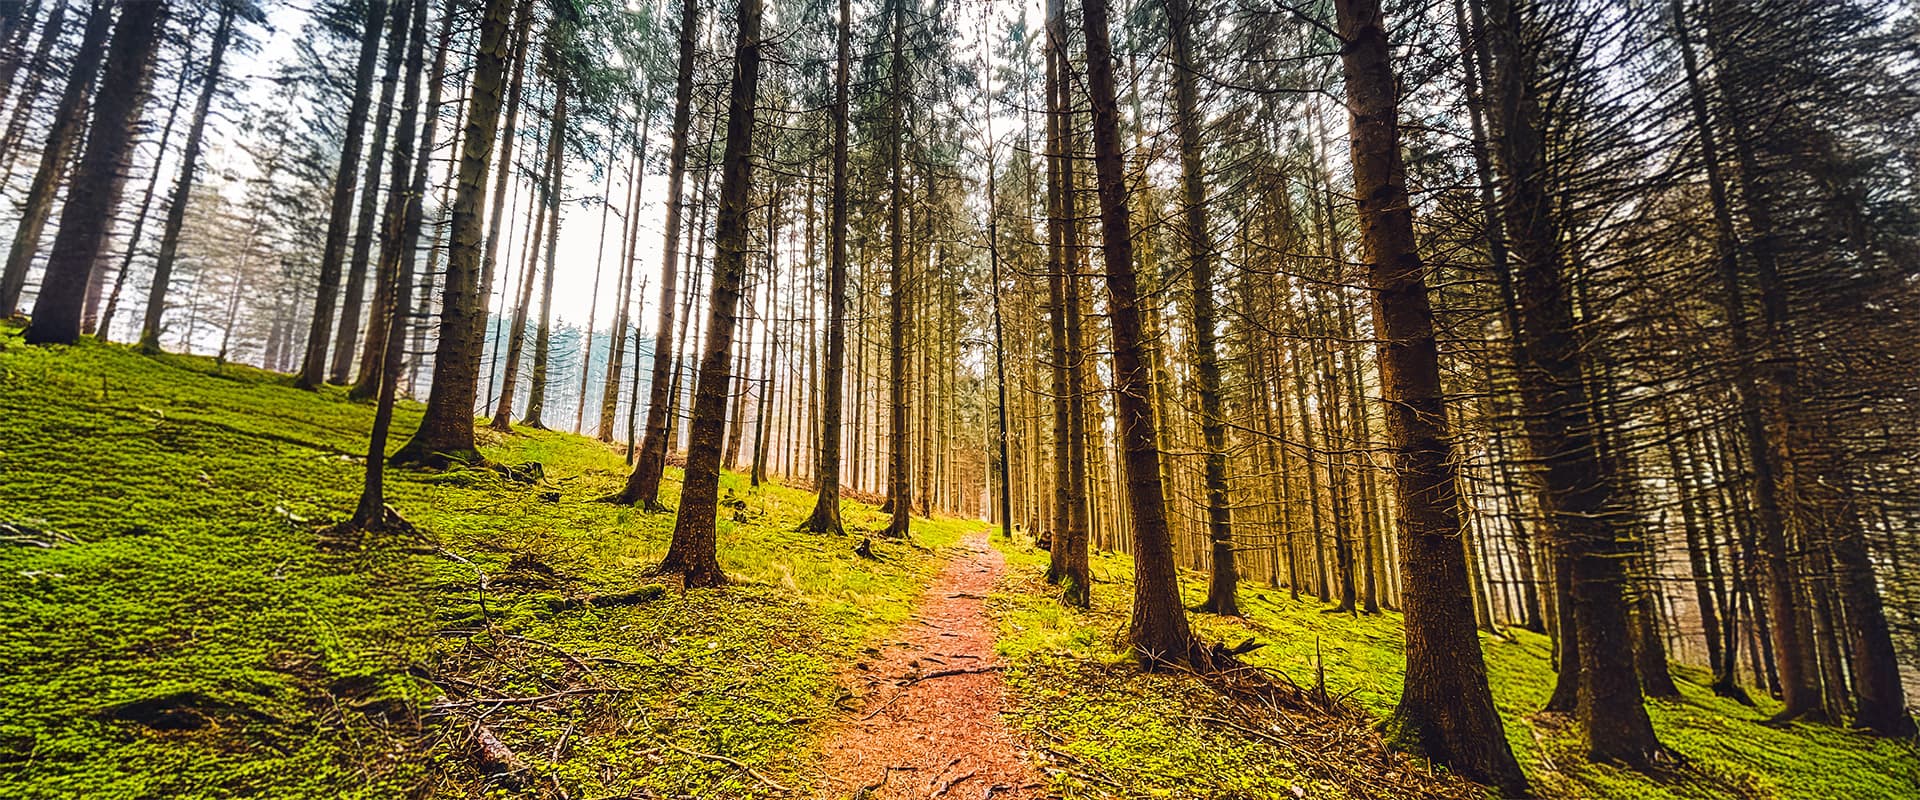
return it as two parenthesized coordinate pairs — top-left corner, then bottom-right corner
(3, 325), (1918, 800)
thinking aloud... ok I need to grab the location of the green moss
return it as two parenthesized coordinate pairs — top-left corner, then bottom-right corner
(0, 327), (976, 798)
(990, 537), (1920, 800)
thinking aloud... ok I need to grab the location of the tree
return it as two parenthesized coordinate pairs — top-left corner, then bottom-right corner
(390, 0), (527, 467)
(0, 0), (111, 317)
(799, 0), (852, 535)
(1482, 0), (1665, 766)
(658, 0), (763, 588)
(1329, 0), (1529, 792)
(24, 0), (170, 346)
(330, 0), (414, 385)
(1163, 0), (1236, 618)
(297, 0), (389, 388)
(139, 2), (239, 353)
(1079, 0), (1192, 667)
(614, 0), (699, 508)
(349, 0), (443, 531)
(883, 0), (913, 539)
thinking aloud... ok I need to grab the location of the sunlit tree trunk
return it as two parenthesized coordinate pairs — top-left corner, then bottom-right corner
(659, 0), (763, 588)
(137, 4), (234, 352)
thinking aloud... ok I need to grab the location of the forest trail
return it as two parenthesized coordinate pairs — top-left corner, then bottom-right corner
(814, 531), (1043, 800)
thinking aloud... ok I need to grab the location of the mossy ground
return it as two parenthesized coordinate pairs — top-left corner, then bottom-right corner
(0, 327), (972, 799)
(990, 538), (1920, 799)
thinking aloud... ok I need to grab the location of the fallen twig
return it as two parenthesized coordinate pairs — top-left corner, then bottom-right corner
(662, 742), (791, 793)
(433, 687), (623, 709)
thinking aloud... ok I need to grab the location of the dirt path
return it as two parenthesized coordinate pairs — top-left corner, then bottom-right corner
(814, 531), (1044, 800)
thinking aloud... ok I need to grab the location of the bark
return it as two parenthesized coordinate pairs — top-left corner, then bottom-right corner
(616, 0), (700, 508)
(659, 0), (762, 588)
(1079, 0), (1192, 667)
(1041, 0), (1090, 606)
(24, 0), (168, 346)
(390, 0), (526, 467)
(800, 0), (852, 534)
(0, 0), (66, 188)
(520, 69), (567, 429)
(598, 112), (649, 442)
(488, 126), (549, 431)
(1159, 0), (1236, 618)
(1, 0), (110, 317)
(883, 0), (912, 538)
(353, 0), (444, 528)
(331, 0), (413, 385)
(1330, 4), (1528, 788)
(298, 0), (389, 388)
(354, 0), (453, 401)
(135, 5), (233, 352)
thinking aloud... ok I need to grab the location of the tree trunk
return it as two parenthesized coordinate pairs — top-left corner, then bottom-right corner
(1482, 0), (1664, 766)
(1078, 0), (1192, 668)
(354, 0), (454, 401)
(23, 0), (167, 346)
(297, 0), (389, 388)
(390, 0), (526, 467)
(136, 5), (234, 352)
(0, 0), (110, 317)
(617, 0), (701, 508)
(800, 0), (851, 533)
(882, 0), (912, 538)
(520, 69), (567, 429)
(1330, 4), (1529, 790)
(331, 0), (413, 385)
(353, 0), (443, 529)
(0, 0), (67, 192)
(659, 0), (762, 588)
(1159, 0), (1236, 618)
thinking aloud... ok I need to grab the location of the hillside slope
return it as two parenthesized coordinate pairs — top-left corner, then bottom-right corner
(0, 330), (970, 798)
(2, 329), (1914, 799)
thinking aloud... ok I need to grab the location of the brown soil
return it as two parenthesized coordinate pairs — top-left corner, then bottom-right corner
(813, 531), (1044, 800)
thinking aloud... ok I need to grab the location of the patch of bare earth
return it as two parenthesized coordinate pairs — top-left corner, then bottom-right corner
(814, 531), (1043, 800)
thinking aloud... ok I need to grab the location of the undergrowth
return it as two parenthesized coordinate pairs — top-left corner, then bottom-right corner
(990, 538), (1920, 800)
(0, 328), (969, 799)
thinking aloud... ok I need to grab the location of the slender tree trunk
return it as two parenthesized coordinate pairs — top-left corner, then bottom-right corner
(351, 0), (443, 400)
(660, 0), (762, 588)
(353, 0), (441, 528)
(801, 0), (852, 533)
(24, 0), (167, 345)
(520, 69), (567, 429)
(0, 0), (67, 192)
(882, 0), (913, 538)
(95, 10), (199, 339)
(391, 0), (524, 467)
(0, 0), (109, 317)
(332, 0), (413, 384)
(617, 0), (701, 508)
(489, 128), (549, 431)
(1160, 0), (1236, 618)
(1334, 4), (1528, 783)
(1483, 0), (1664, 765)
(136, 5), (234, 352)
(298, 0), (389, 387)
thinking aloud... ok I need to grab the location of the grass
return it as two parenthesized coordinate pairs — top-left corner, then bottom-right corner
(990, 538), (1920, 800)
(0, 326), (976, 799)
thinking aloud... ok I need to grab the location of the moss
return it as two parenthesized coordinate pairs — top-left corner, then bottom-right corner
(989, 536), (1920, 800)
(0, 327), (976, 798)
